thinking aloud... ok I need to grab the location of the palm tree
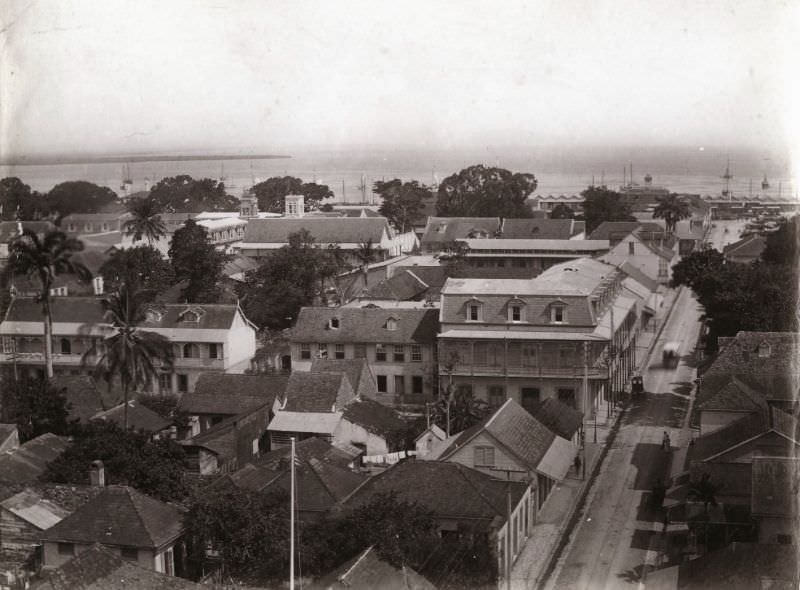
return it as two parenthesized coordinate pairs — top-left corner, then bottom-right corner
(687, 472), (722, 549)
(653, 194), (691, 234)
(124, 195), (166, 244)
(83, 285), (173, 429)
(8, 229), (92, 378)
(354, 239), (378, 286)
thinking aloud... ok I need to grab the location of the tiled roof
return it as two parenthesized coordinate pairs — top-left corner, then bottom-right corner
(0, 482), (103, 514)
(242, 217), (389, 244)
(588, 221), (664, 241)
(344, 460), (527, 525)
(50, 376), (106, 424)
(751, 456), (800, 517)
(2, 297), (244, 331)
(222, 254), (260, 277)
(695, 376), (769, 413)
(30, 543), (203, 590)
(256, 437), (361, 470)
(313, 546), (437, 590)
(0, 433), (71, 483)
(40, 485), (184, 549)
(500, 218), (580, 240)
(687, 411), (770, 465)
(421, 217), (501, 246)
(311, 359), (378, 400)
(91, 401), (171, 434)
(618, 261), (660, 292)
(180, 374), (289, 415)
(532, 398), (583, 440)
(342, 399), (406, 439)
(723, 234), (766, 258)
(290, 307), (439, 345)
(705, 331), (799, 378)
(361, 271), (429, 301)
(282, 372), (355, 413)
(0, 488), (70, 530)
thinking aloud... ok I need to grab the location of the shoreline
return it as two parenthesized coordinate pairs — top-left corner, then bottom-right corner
(0, 154), (292, 167)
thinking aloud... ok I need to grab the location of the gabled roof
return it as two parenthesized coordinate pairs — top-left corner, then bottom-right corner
(588, 221), (664, 241)
(361, 270), (429, 301)
(0, 433), (71, 483)
(532, 398), (583, 441)
(0, 488), (70, 530)
(290, 307), (439, 345)
(499, 218), (581, 240)
(342, 399), (406, 439)
(242, 217), (390, 245)
(751, 456), (800, 517)
(723, 234), (766, 258)
(40, 485), (184, 549)
(343, 460), (527, 525)
(311, 359), (377, 400)
(313, 546), (437, 590)
(704, 331), (799, 378)
(282, 372), (355, 413)
(256, 436), (361, 470)
(222, 254), (260, 277)
(688, 462), (752, 500)
(179, 373), (289, 415)
(618, 261), (660, 292)
(30, 543), (204, 590)
(695, 376), (769, 413)
(687, 411), (770, 465)
(421, 217), (501, 245)
(91, 401), (171, 434)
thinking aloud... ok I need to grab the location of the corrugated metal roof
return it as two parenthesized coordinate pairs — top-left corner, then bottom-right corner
(1, 489), (70, 530)
(537, 436), (578, 481)
(268, 411), (342, 434)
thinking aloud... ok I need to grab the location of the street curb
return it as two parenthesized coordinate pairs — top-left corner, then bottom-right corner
(535, 286), (685, 589)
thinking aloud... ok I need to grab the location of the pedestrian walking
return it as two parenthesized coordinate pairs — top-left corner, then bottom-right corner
(662, 431), (669, 451)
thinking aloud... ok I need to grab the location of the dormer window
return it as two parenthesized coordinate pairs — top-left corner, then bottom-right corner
(758, 342), (772, 358)
(179, 308), (204, 323)
(385, 318), (398, 331)
(329, 317), (340, 330)
(509, 305), (523, 322)
(467, 302), (483, 322)
(436, 223), (447, 233)
(551, 304), (567, 324)
(145, 309), (163, 323)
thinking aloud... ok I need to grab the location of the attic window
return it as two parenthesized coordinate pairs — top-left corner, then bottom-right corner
(329, 317), (340, 330)
(550, 304), (567, 324)
(385, 318), (398, 331)
(436, 224), (447, 233)
(146, 309), (163, 323)
(180, 308), (204, 323)
(758, 342), (772, 358)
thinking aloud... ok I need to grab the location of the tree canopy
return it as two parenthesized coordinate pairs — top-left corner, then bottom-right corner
(0, 177), (49, 220)
(549, 203), (576, 219)
(236, 229), (347, 330)
(124, 195), (167, 244)
(250, 176), (333, 213)
(653, 194), (691, 233)
(149, 175), (239, 213)
(99, 245), (175, 298)
(41, 421), (188, 502)
(47, 181), (119, 221)
(436, 165), (537, 218)
(581, 186), (636, 234)
(169, 219), (227, 303)
(374, 179), (431, 232)
(761, 215), (799, 267)
(0, 372), (73, 442)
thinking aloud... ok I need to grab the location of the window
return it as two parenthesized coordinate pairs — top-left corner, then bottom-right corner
(394, 375), (405, 395)
(335, 344), (345, 359)
(180, 309), (201, 323)
(300, 344), (311, 360)
(67, 223), (76, 232)
(163, 548), (175, 576)
(522, 344), (538, 366)
(456, 384), (473, 397)
(2, 337), (14, 354)
(509, 305), (522, 322)
(377, 375), (388, 393)
(474, 446), (495, 467)
(521, 388), (540, 414)
(354, 344), (367, 359)
(658, 258), (668, 277)
(60, 338), (71, 355)
(177, 374), (188, 393)
(412, 376), (424, 394)
(489, 385), (505, 408)
(58, 543), (74, 556)
(182, 343), (199, 358)
(102, 223), (109, 232)
(329, 317), (340, 329)
(628, 241), (635, 255)
(159, 373), (172, 393)
(385, 318), (398, 331)
(497, 259), (505, 268)
(513, 259), (526, 268)
(758, 343), (772, 358)
(84, 223), (92, 232)
(209, 343), (220, 359)
(376, 344), (387, 362)
(558, 388), (576, 408)
(393, 345), (405, 362)
(559, 345), (575, 368)
(551, 305), (566, 323)
(467, 304), (482, 322)
(318, 344), (328, 359)
(121, 547), (138, 562)
(411, 345), (422, 362)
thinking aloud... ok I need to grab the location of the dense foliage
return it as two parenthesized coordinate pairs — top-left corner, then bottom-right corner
(237, 229), (347, 330)
(150, 175), (239, 213)
(549, 203), (576, 219)
(48, 181), (119, 221)
(250, 176), (334, 213)
(580, 186), (636, 234)
(124, 194), (167, 244)
(41, 422), (188, 502)
(652, 194), (691, 233)
(375, 179), (431, 232)
(0, 373), (74, 442)
(169, 219), (227, 303)
(0, 177), (48, 220)
(99, 245), (175, 298)
(436, 165), (537, 218)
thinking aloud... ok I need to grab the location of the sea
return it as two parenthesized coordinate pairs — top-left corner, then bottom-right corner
(1, 147), (796, 204)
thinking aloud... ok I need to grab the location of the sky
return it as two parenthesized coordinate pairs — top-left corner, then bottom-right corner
(1, 0), (798, 163)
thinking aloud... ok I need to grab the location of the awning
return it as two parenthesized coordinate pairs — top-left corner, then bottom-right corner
(536, 436), (578, 481)
(268, 411), (341, 435)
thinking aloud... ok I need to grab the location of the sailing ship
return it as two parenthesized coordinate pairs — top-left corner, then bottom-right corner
(119, 163), (133, 191)
(356, 174), (368, 204)
(761, 173), (770, 190)
(721, 159), (733, 199)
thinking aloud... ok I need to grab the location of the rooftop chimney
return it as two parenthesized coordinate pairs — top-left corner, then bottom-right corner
(90, 460), (105, 487)
(285, 195), (305, 218)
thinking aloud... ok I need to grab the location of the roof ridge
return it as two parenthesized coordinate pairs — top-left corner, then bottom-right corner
(453, 463), (505, 517)
(121, 487), (160, 546)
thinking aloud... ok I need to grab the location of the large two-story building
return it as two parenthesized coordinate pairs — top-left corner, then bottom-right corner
(437, 258), (644, 416)
(0, 297), (257, 393)
(288, 306), (439, 408)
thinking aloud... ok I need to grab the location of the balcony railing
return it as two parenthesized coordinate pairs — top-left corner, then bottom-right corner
(173, 357), (226, 370)
(0, 352), (99, 366)
(447, 363), (606, 378)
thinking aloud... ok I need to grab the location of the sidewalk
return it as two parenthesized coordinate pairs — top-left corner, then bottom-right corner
(509, 286), (684, 589)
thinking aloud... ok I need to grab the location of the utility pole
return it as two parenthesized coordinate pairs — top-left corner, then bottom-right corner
(582, 341), (589, 480)
(489, 467), (529, 590)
